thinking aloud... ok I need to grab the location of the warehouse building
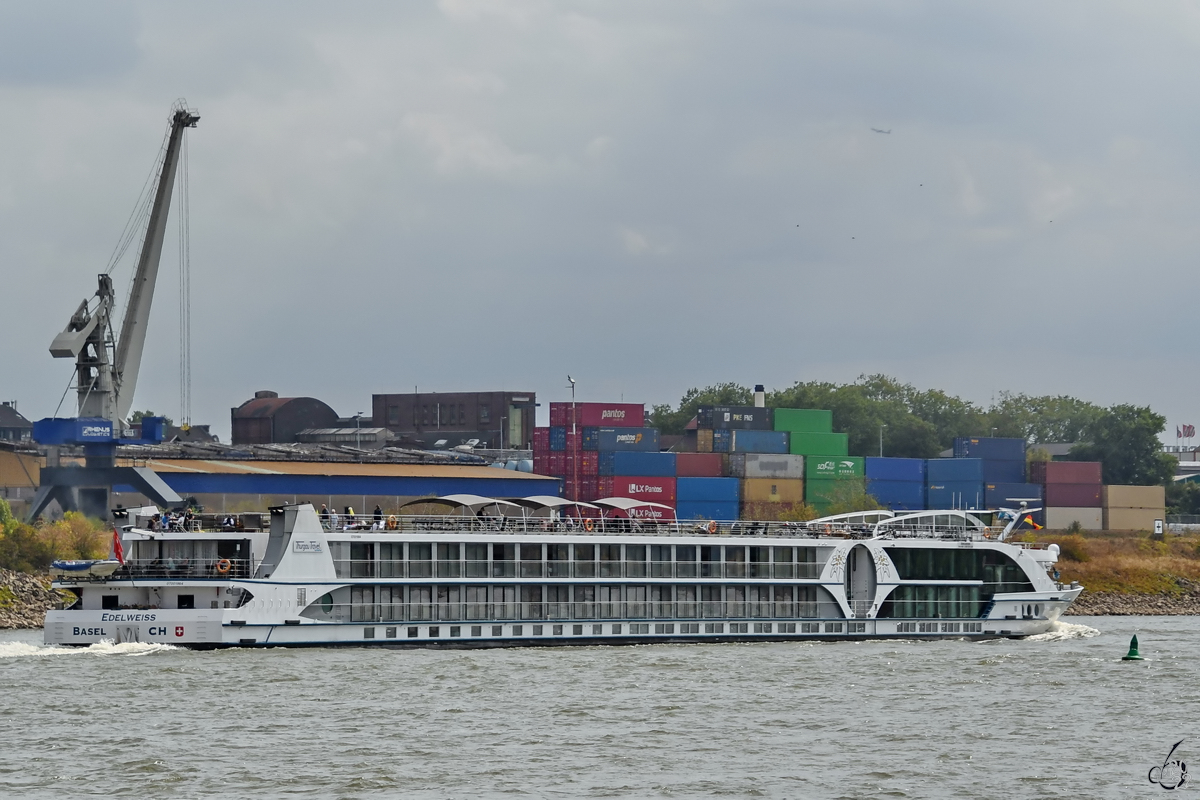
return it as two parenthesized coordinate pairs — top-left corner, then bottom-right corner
(110, 458), (558, 514)
(0, 402), (32, 443)
(372, 390), (537, 450)
(230, 391), (339, 445)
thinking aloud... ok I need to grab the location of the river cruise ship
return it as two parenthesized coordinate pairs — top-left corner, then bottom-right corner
(44, 500), (1081, 648)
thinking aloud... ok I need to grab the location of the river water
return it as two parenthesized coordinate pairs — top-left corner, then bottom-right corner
(0, 617), (1195, 798)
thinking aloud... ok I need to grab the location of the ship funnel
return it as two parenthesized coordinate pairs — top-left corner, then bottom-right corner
(753, 385), (765, 408)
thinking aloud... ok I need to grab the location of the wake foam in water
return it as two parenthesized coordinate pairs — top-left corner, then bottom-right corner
(0, 640), (179, 658)
(1026, 621), (1101, 642)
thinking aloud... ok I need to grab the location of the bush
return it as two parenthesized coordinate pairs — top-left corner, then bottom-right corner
(0, 510), (110, 573)
(1054, 534), (1090, 562)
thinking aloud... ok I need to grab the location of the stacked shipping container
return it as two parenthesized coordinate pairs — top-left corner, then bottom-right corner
(1102, 485), (1166, 531)
(865, 457), (926, 511)
(1029, 461), (1103, 530)
(535, 402), (647, 501)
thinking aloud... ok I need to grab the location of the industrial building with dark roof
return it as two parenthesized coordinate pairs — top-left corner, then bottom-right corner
(231, 390), (339, 445)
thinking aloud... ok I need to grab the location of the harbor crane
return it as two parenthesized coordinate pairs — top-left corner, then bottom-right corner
(28, 102), (199, 521)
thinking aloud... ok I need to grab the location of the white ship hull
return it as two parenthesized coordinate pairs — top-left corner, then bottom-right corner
(45, 504), (1083, 649)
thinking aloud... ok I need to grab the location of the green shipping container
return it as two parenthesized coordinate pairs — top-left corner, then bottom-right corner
(804, 456), (864, 480)
(773, 408), (833, 433)
(805, 477), (866, 507)
(790, 432), (849, 456)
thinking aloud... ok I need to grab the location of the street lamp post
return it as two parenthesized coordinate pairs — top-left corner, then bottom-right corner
(879, 424), (886, 457)
(354, 412), (364, 455)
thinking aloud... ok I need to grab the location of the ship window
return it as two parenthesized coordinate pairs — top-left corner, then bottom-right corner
(749, 547), (771, 578)
(774, 585), (795, 617)
(177, 594), (194, 610)
(600, 544), (622, 577)
(726, 585), (746, 617)
(651, 585), (673, 618)
(547, 543), (570, 577)
(437, 543), (461, 578)
(407, 626), (418, 638)
(320, 593), (333, 613)
(626, 585), (647, 618)
(625, 545), (646, 577)
(379, 543), (404, 578)
(351, 586), (376, 622)
(573, 585), (595, 619)
(480, 404), (490, 423)
(521, 585), (543, 619)
(547, 585), (570, 619)
(748, 585), (771, 618)
(437, 585), (461, 620)
(574, 544), (595, 578)
(465, 586), (489, 619)
(492, 543), (515, 577)
(408, 543), (432, 578)
(388, 405), (399, 425)
(408, 586), (432, 620)
(612, 624), (622, 635)
(651, 545), (673, 578)
(520, 544), (543, 577)
(450, 626), (461, 637)
(700, 546), (721, 578)
(675, 545), (696, 578)
(598, 585), (622, 618)
(725, 546), (746, 578)
(772, 547), (794, 579)
(102, 595), (119, 610)
(493, 585), (516, 619)
(380, 587), (404, 621)
(676, 585), (697, 618)
(701, 586), (722, 618)
(464, 543), (488, 578)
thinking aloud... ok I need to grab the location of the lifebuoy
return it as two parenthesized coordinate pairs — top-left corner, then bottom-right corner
(707, 520), (718, 534)
(583, 518), (595, 532)
(386, 515), (398, 530)
(215, 558), (232, 575)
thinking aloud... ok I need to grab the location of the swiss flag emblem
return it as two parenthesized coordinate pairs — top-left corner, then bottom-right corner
(175, 626), (184, 637)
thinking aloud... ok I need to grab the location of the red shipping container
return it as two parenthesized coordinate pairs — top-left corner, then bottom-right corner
(1035, 461), (1102, 485)
(533, 427), (550, 449)
(548, 453), (565, 474)
(1044, 483), (1102, 507)
(565, 431), (581, 452)
(579, 451), (599, 476)
(598, 476), (615, 497)
(675, 453), (725, 477)
(611, 476), (676, 507)
(580, 476), (598, 500)
(550, 402), (645, 428)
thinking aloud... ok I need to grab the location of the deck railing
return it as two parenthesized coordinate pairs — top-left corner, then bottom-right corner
(332, 559), (825, 580)
(298, 601), (843, 624)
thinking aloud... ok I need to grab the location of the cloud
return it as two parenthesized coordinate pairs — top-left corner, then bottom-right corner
(3, 1), (1200, 442)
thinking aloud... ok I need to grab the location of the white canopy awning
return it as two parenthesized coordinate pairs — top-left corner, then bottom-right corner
(506, 495), (600, 511)
(397, 494), (523, 514)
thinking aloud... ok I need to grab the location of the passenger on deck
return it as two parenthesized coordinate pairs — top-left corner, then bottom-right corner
(320, 504), (330, 528)
(373, 505), (383, 527)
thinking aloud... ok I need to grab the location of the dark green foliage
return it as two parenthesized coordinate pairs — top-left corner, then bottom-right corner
(1070, 404), (1175, 486)
(1167, 481), (1200, 515)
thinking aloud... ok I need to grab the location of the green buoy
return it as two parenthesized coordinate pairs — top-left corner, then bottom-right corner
(1122, 634), (1144, 661)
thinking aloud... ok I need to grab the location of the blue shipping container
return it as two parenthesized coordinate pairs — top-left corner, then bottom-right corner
(612, 451), (676, 477)
(866, 479), (926, 510)
(926, 458), (983, 483)
(984, 483), (1042, 508)
(597, 427), (660, 451)
(549, 426), (566, 451)
(712, 430), (731, 453)
(954, 437), (1026, 461)
(927, 482), (984, 509)
(982, 459), (1025, 484)
(865, 457), (926, 482)
(581, 427), (599, 451)
(677, 477), (740, 503)
(598, 451), (615, 476)
(675, 501), (740, 522)
(729, 430), (789, 454)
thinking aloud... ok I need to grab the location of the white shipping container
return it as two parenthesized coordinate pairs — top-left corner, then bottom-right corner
(1044, 507), (1103, 531)
(728, 453), (805, 479)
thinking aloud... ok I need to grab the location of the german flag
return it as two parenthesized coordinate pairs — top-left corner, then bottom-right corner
(1024, 515), (1044, 530)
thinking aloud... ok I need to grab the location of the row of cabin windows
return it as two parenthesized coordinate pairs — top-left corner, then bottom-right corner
(330, 542), (820, 580)
(887, 547), (1031, 591)
(322, 584), (837, 622)
(877, 585), (986, 619)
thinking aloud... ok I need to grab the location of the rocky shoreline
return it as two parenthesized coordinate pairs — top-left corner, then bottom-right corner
(0, 569), (73, 629)
(0, 568), (1198, 628)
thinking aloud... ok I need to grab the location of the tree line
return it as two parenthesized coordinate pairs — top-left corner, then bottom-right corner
(648, 375), (1176, 487)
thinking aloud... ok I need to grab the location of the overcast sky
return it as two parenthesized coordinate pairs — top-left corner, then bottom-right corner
(3, 1), (1198, 442)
